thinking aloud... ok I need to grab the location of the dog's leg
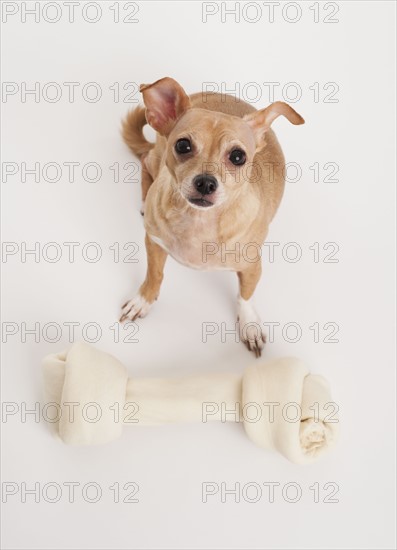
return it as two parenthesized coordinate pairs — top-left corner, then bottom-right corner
(120, 233), (167, 322)
(140, 154), (153, 216)
(237, 264), (266, 357)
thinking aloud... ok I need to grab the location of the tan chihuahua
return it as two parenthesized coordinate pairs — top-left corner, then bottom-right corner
(120, 77), (304, 356)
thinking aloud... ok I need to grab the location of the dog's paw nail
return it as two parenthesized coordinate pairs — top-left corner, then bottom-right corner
(239, 320), (266, 357)
(242, 330), (266, 358)
(244, 337), (264, 358)
(120, 294), (152, 322)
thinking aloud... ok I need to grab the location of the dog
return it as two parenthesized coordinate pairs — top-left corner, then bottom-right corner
(120, 77), (304, 356)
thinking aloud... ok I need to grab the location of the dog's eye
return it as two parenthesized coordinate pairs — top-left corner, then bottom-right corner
(175, 138), (192, 154)
(229, 149), (246, 166)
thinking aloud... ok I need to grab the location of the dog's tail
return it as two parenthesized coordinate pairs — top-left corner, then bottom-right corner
(122, 106), (154, 159)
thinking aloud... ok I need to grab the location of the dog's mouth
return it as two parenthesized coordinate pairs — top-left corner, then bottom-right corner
(188, 197), (214, 208)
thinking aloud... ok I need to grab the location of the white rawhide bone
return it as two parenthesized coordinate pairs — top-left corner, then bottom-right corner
(42, 342), (338, 464)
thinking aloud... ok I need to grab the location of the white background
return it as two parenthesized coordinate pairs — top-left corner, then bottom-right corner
(1, 1), (396, 549)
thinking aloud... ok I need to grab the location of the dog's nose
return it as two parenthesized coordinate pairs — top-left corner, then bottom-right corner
(193, 174), (218, 196)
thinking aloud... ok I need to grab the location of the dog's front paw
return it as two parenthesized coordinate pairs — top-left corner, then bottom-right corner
(239, 323), (266, 357)
(237, 297), (266, 357)
(119, 294), (152, 323)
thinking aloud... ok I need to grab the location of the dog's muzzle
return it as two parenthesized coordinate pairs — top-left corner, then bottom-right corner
(188, 174), (218, 208)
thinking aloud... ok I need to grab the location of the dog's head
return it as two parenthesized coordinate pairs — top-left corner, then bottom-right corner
(140, 77), (304, 209)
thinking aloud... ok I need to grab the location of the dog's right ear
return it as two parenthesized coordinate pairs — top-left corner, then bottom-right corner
(140, 77), (191, 136)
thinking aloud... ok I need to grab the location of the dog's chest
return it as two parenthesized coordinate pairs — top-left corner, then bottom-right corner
(149, 215), (232, 271)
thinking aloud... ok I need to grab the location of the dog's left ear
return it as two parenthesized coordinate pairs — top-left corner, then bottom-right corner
(244, 101), (304, 147)
(140, 77), (191, 136)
